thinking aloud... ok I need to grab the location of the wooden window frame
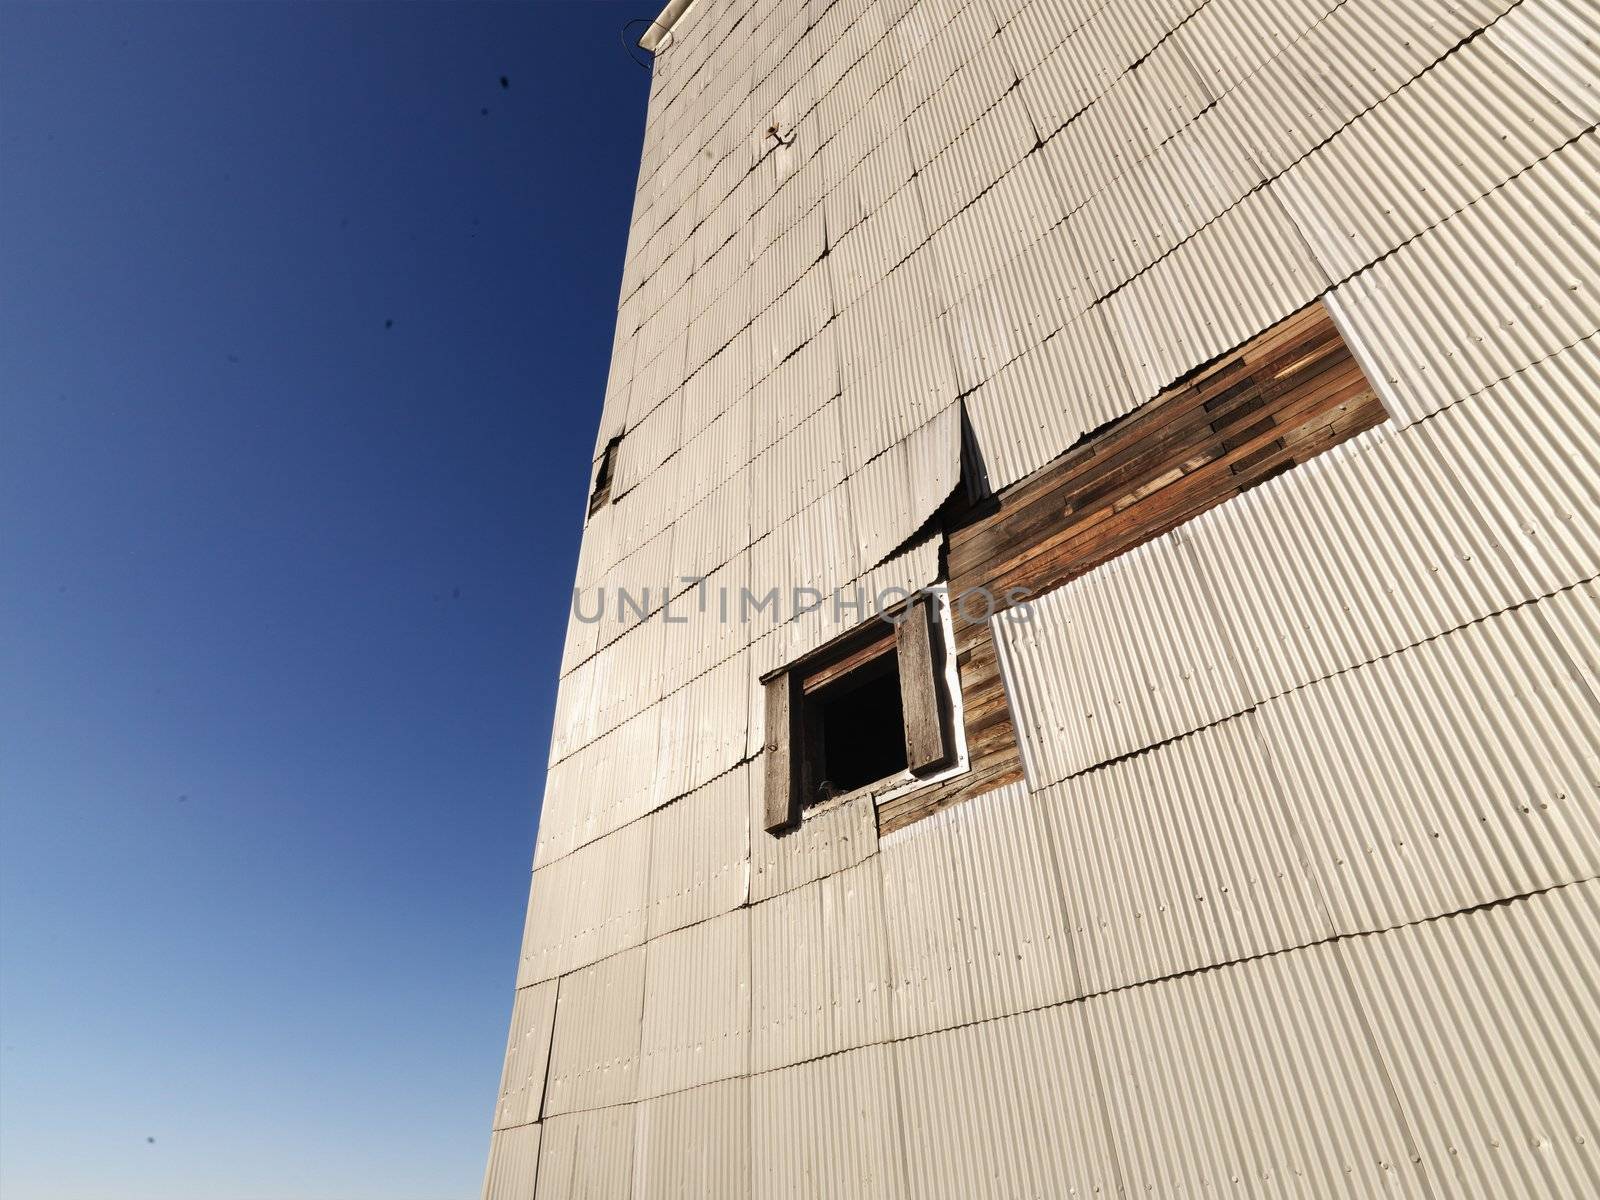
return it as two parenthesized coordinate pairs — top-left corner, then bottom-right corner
(761, 593), (960, 833)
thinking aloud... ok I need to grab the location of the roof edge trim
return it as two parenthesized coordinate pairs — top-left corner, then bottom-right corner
(639, 0), (697, 53)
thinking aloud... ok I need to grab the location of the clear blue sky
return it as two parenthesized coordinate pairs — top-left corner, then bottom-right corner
(0, 3), (647, 1197)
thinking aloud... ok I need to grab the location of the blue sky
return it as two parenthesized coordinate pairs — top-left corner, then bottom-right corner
(0, 3), (648, 1196)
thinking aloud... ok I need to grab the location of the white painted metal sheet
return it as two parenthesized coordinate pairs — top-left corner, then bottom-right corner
(647, 763), (750, 938)
(535, 1105), (636, 1200)
(482, 1123), (540, 1200)
(518, 814), (651, 986)
(1260, 580), (1600, 936)
(494, 981), (558, 1130)
(637, 906), (751, 1099)
(632, 1078), (751, 1200)
(1339, 880), (1600, 1200)
(1039, 711), (1334, 997)
(996, 530), (1253, 784)
(544, 946), (646, 1117)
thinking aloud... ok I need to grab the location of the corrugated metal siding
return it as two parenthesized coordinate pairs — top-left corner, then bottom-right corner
(1086, 939), (1433, 1199)
(749, 1043), (909, 1200)
(1038, 712), (1334, 997)
(995, 531), (1252, 785)
(482, 1123), (540, 1200)
(535, 1105), (636, 1200)
(545, 947), (646, 1117)
(1339, 880), (1600, 1200)
(749, 787), (878, 904)
(632, 1078), (751, 1200)
(494, 981), (558, 1130)
(1260, 580), (1600, 937)
(637, 907), (751, 1099)
(518, 812), (651, 986)
(895, 1003), (1124, 1200)
(879, 781), (1077, 1038)
(751, 856), (893, 1072)
(646, 766), (749, 939)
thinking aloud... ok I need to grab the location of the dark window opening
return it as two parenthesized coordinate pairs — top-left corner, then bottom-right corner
(806, 654), (907, 804)
(589, 437), (621, 516)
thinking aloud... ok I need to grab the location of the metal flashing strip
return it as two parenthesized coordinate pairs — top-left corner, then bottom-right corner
(640, 0), (698, 54)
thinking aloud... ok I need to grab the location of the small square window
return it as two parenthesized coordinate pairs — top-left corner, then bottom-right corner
(761, 595), (956, 832)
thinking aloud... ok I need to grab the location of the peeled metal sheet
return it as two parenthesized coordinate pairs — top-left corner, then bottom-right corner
(1273, 31), (1594, 284)
(1086, 938), (1432, 1198)
(895, 1003), (1123, 1200)
(517, 814), (650, 986)
(1037, 711), (1334, 997)
(493, 981), (558, 1130)
(1187, 341), (1600, 706)
(748, 776), (878, 904)
(751, 856), (893, 1072)
(1107, 187), (1330, 399)
(841, 402), (961, 568)
(647, 763), (750, 938)
(535, 1105), (636, 1200)
(544, 946), (646, 1117)
(879, 781), (1078, 1038)
(633, 1078), (751, 1199)
(749, 1042), (908, 1200)
(481, 1123), (540, 1200)
(837, 325), (960, 474)
(1321, 132), (1600, 425)
(637, 906), (751, 1099)
(995, 531), (1253, 784)
(1339, 880), (1600, 1200)
(1259, 580), (1600, 937)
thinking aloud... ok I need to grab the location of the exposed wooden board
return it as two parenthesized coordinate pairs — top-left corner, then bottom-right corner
(895, 596), (953, 775)
(763, 674), (801, 832)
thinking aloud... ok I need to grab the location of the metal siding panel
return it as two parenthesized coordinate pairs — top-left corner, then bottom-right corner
(646, 766), (750, 939)
(925, 151), (1066, 307)
(545, 946), (646, 1117)
(482, 1123), (541, 1200)
(495, 981), (559, 1130)
(519, 815), (651, 986)
(1488, 0), (1600, 122)
(1339, 881), (1600, 1200)
(1260, 581), (1600, 936)
(749, 785), (878, 904)
(1087, 940), (1432, 1199)
(1039, 712), (1335, 997)
(996, 531), (1253, 784)
(632, 1078), (751, 1200)
(751, 856), (893, 1072)
(895, 1003), (1124, 1200)
(536, 1105), (637, 1200)
(749, 1043), (909, 1200)
(637, 907), (751, 1098)
(880, 781), (1077, 1038)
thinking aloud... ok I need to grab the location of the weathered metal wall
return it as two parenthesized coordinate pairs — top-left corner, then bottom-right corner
(483, 0), (1600, 1195)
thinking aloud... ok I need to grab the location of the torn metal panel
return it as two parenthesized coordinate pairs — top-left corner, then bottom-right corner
(544, 946), (646, 1117)
(996, 531), (1252, 785)
(493, 982), (558, 1131)
(1260, 582), (1600, 937)
(895, 1003), (1123, 1200)
(638, 907), (751, 1098)
(1039, 711), (1334, 997)
(1340, 881), (1600, 1200)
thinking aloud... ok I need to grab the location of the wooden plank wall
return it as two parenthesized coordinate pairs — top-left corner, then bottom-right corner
(879, 300), (1388, 833)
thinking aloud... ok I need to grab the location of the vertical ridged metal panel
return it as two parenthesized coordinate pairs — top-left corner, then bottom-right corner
(1086, 939), (1432, 1198)
(638, 906), (751, 1099)
(751, 856), (893, 1072)
(1189, 342), (1600, 706)
(494, 980), (558, 1130)
(1340, 880), (1600, 1200)
(895, 1003), (1124, 1200)
(518, 810), (651, 986)
(633, 1078), (751, 1199)
(996, 531), (1252, 784)
(1039, 711), (1334, 997)
(880, 781), (1077, 1038)
(750, 1043), (909, 1200)
(536, 1105), (636, 1200)
(1261, 581), (1600, 936)
(545, 946), (646, 1117)
(748, 787), (878, 903)
(482, 1123), (540, 1200)
(646, 765), (750, 939)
